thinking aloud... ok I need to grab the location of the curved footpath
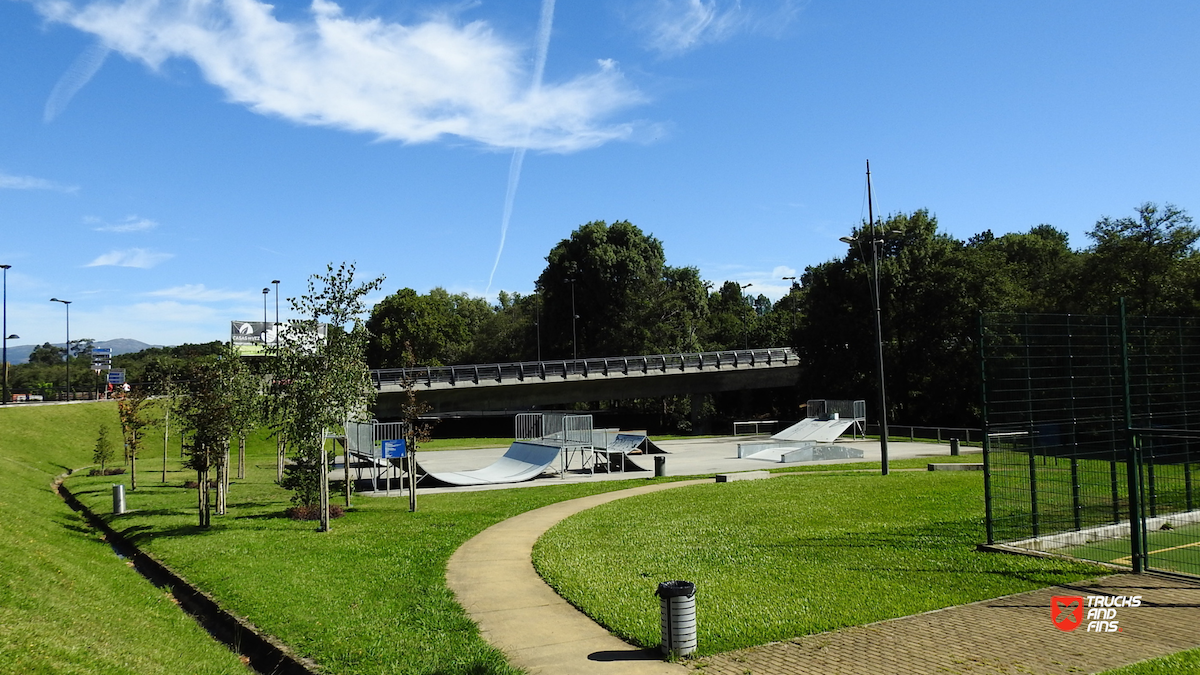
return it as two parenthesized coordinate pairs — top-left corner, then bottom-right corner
(447, 476), (1200, 675)
(446, 479), (706, 674)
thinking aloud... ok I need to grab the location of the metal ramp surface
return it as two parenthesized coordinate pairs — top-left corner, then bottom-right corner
(739, 443), (865, 463)
(770, 417), (858, 443)
(414, 441), (561, 487)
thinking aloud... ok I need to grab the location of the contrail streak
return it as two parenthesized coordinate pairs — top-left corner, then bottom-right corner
(45, 41), (110, 123)
(486, 0), (556, 294)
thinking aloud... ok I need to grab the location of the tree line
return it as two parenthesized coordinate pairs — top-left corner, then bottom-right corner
(365, 203), (1199, 428)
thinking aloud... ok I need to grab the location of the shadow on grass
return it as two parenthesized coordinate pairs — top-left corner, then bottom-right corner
(122, 522), (227, 544)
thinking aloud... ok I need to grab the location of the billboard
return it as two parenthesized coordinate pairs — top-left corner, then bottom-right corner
(231, 321), (327, 356)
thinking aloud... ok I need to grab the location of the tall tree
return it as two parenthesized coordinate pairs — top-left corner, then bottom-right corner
(1080, 202), (1198, 315)
(270, 262), (383, 531)
(117, 386), (152, 491)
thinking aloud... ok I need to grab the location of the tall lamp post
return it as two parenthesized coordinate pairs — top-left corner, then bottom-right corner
(781, 276), (798, 336)
(271, 280), (280, 348)
(3, 334), (17, 405)
(262, 288), (270, 346)
(839, 160), (890, 475)
(740, 282), (753, 349)
(566, 278), (578, 361)
(1, 264), (9, 405)
(50, 297), (71, 401)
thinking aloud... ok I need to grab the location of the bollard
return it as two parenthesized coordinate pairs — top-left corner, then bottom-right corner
(656, 580), (696, 656)
(654, 455), (666, 477)
(950, 438), (960, 456)
(112, 484), (126, 515)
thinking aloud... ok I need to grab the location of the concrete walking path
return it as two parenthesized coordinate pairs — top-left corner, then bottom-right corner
(446, 479), (706, 675)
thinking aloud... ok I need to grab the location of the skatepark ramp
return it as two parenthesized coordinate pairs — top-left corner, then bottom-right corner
(414, 442), (562, 487)
(737, 399), (866, 463)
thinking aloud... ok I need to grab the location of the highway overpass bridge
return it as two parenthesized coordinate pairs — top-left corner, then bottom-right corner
(371, 347), (801, 418)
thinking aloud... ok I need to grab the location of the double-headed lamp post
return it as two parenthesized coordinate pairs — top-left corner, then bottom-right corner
(781, 276), (798, 334)
(262, 288), (270, 345)
(50, 298), (72, 401)
(841, 238), (890, 474)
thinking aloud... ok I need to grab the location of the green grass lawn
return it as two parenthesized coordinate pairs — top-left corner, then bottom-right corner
(0, 402), (248, 675)
(62, 424), (669, 675)
(532, 471), (1107, 656)
(1063, 522), (1200, 576)
(1098, 647), (1200, 674)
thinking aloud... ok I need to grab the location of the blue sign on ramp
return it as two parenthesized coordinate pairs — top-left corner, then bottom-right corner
(381, 439), (406, 459)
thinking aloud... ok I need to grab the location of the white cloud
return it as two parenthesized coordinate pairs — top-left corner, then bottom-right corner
(0, 172), (78, 192)
(87, 215), (159, 232)
(44, 40), (111, 122)
(144, 284), (256, 302)
(637, 0), (799, 55)
(35, 0), (646, 152)
(700, 263), (798, 300)
(86, 248), (174, 268)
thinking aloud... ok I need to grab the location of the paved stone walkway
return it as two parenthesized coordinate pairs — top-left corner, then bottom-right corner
(447, 478), (1200, 675)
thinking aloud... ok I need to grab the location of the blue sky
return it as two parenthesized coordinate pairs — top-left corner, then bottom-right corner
(2, 0), (1198, 348)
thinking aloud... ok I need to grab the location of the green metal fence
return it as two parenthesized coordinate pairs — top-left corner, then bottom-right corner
(981, 306), (1200, 576)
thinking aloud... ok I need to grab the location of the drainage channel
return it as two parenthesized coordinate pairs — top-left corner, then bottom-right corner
(55, 471), (320, 675)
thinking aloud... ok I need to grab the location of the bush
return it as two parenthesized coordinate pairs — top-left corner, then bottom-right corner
(284, 504), (345, 521)
(183, 480), (218, 489)
(87, 467), (126, 477)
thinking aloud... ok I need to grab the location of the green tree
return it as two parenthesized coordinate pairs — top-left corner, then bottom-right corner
(92, 425), (115, 472)
(117, 386), (152, 491)
(173, 350), (247, 527)
(270, 262), (384, 531)
(28, 343), (63, 366)
(367, 287), (491, 367)
(538, 220), (705, 358)
(1079, 202), (1198, 315)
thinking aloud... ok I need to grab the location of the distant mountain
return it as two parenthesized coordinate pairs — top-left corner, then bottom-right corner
(3, 339), (162, 365)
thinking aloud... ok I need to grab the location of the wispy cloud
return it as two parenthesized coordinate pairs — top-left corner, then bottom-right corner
(35, 0), (646, 152)
(44, 40), (111, 122)
(144, 284), (256, 302)
(636, 0), (800, 55)
(701, 263), (798, 300)
(0, 172), (78, 192)
(86, 248), (174, 268)
(86, 215), (159, 233)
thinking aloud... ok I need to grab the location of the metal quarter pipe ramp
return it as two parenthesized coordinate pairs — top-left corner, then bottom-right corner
(414, 441), (562, 487)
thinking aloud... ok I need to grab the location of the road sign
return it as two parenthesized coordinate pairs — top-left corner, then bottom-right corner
(381, 439), (406, 458)
(92, 347), (112, 370)
(107, 369), (126, 385)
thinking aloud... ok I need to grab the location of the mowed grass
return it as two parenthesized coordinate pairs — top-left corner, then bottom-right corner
(0, 402), (248, 675)
(62, 426), (666, 675)
(532, 471), (1108, 656)
(1099, 647), (1200, 674)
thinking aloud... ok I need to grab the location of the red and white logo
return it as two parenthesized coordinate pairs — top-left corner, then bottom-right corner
(1051, 596), (1084, 631)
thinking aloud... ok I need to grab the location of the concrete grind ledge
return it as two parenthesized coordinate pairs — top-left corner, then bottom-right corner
(927, 462), (984, 471)
(55, 471), (320, 675)
(714, 471), (772, 482)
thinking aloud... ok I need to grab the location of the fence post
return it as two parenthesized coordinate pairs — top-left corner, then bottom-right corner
(1120, 298), (1145, 574)
(1070, 457), (1082, 531)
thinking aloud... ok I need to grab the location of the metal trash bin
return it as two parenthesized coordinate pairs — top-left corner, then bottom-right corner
(112, 484), (126, 515)
(654, 455), (667, 477)
(656, 580), (696, 656)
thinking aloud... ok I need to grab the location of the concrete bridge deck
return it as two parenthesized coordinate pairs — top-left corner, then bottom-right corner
(372, 348), (801, 416)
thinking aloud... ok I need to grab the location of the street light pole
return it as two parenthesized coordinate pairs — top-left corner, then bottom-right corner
(262, 288), (270, 346)
(1, 264), (9, 405)
(272, 280), (280, 348)
(50, 298), (71, 401)
(866, 160), (889, 475)
(535, 291), (542, 362)
(781, 276), (798, 336)
(740, 282), (753, 349)
(567, 279), (578, 361)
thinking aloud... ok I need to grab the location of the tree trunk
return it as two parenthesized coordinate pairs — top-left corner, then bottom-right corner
(319, 440), (330, 532)
(408, 436), (417, 513)
(216, 455), (226, 516)
(131, 447), (138, 491)
(344, 438), (352, 508)
(162, 411), (169, 483)
(238, 433), (246, 479)
(276, 435), (285, 483)
(197, 469), (209, 527)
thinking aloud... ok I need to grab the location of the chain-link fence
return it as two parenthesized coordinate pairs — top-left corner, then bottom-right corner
(981, 309), (1200, 576)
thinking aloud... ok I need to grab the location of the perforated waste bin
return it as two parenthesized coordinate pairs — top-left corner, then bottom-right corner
(656, 580), (696, 656)
(112, 484), (126, 515)
(654, 455), (666, 477)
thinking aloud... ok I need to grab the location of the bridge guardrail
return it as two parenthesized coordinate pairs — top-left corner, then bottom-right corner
(372, 347), (797, 390)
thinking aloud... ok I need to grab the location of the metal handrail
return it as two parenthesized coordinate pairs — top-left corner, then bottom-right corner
(372, 347), (797, 389)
